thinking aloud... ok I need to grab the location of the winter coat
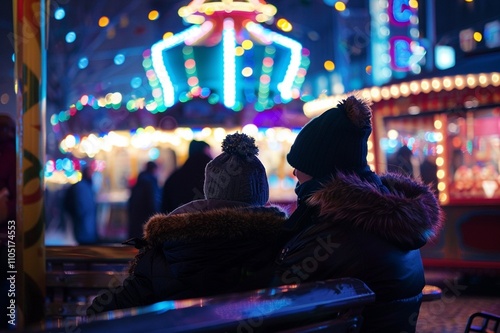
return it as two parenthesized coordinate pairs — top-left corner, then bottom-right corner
(273, 172), (444, 333)
(64, 179), (98, 245)
(88, 200), (287, 314)
(128, 171), (161, 239)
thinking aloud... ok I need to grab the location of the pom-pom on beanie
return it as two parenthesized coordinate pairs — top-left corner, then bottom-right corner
(204, 133), (269, 206)
(287, 95), (373, 178)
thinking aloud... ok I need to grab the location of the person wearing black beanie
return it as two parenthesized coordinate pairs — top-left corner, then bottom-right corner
(287, 95), (372, 177)
(272, 95), (444, 333)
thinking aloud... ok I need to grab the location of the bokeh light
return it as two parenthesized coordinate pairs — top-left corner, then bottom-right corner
(65, 31), (76, 43)
(78, 57), (88, 69)
(148, 10), (160, 21)
(98, 16), (110, 27)
(54, 8), (65, 20)
(114, 53), (125, 65)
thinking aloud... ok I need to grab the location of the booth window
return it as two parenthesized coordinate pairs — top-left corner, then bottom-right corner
(381, 115), (439, 194)
(380, 107), (500, 203)
(447, 107), (500, 200)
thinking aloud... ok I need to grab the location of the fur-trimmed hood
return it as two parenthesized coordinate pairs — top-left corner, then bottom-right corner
(143, 205), (287, 248)
(125, 204), (288, 301)
(306, 172), (444, 250)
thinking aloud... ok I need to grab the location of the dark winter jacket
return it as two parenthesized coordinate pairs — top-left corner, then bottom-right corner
(273, 172), (444, 333)
(64, 179), (98, 245)
(128, 171), (161, 239)
(88, 200), (287, 314)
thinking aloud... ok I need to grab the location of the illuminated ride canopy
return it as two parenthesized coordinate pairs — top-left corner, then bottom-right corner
(51, 0), (310, 138)
(49, 0), (311, 173)
(143, 0), (309, 113)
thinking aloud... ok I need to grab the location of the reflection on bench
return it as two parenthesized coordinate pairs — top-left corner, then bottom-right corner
(43, 277), (375, 333)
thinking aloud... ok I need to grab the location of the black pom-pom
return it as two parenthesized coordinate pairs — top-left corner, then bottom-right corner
(337, 95), (372, 129)
(221, 133), (258, 157)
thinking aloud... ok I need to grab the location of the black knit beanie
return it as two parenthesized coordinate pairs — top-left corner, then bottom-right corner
(204, 133), (269, 206)
(287, 95), (372, 178)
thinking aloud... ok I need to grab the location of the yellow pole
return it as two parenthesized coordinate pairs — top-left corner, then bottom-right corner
(13, 0), (47, 328)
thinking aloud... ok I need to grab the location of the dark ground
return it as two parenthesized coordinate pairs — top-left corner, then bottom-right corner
(418, 268), (500, 333)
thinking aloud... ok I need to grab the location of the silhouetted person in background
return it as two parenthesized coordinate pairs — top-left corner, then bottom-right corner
(64, 164), (99, 245)
(0, 114), (15, 330)
(420, 156), (439, 195)
(388, 145), (414, 177)
(451, 147), (465, 176)
(128, 161), (161, 239)
(161, 140), (212, 213)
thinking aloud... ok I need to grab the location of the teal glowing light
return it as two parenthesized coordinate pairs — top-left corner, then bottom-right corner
(223, 19), (236, 109)
(78, 57), (88, 69)
(54, 8), (65, 20)
(435, 45), (455, 70)
(148, 147), (160, 160)
(150, 23), (212, 108)
(208, 94), (219, 104)
(466, 140), (473, 154)
(114, 53), (125, 65)
(131, 77), (142, 89)
(143, 2), (307, 112)
(65, 31), (76, 43)
(245, 22), (303, 101)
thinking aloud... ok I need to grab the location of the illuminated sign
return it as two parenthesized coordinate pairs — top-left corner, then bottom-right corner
(389, 36), (413, 71)
(388, 0), (416, 26)
(371, 0), (425, 84)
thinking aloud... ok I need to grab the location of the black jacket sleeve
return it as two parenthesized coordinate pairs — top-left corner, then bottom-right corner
(86, 249), (158, 315)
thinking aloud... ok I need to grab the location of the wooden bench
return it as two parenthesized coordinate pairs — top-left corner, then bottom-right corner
(45, 245), (138, 320)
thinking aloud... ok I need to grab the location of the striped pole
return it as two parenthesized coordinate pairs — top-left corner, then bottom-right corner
(13, 0), (47, 328)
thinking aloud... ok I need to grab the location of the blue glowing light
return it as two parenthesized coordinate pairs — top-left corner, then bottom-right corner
(223, 19), (236, 109)
(78, 57), (89, 69)
(62, 158), (73, 171)
(114, 53), (125, 65)
(131, 77), (142, 89)
(54, 8), (65, 20)
(65, 31), (76, 43)
(435, 45), (455, 70)
(148, 147), (160, 160)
